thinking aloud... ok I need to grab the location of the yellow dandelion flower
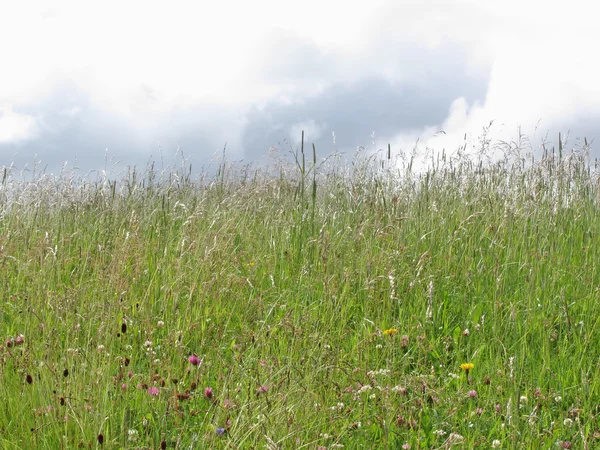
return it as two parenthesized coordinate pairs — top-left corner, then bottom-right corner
(383, 328), (399, 336)
(460, 363), (474, 371)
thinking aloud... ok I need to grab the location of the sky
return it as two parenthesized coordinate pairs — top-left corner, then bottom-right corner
(0, 0), (598, 175)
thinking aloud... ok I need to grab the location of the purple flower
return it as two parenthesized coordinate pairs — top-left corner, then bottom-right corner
(147, 387), (159, 396)
(188, 354), (201, 366)
(467, 390), (478, 398)
(216, 427), (225, 435)
(204, 387), (213, 399)
(256, 385), (269, 395)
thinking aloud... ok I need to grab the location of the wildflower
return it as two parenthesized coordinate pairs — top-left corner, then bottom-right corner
(15, 334), (24, 345)
(357, 385), (372, 394)
(492, 440), (501, 448)
(402, 445), (411, 450)
(475, 407), (483, 415)
(216, 427), (225, 435)
(448, 433), (464, 443)
(561, 442), (572, 449)
(97, 433), (104, 445)
(462, 328), (470, 336)
(467, 390), (478, 399)
(401, 335), (409, 348)
(563, 418), (573, 427)
(188, 354), (201, 366)
(157, 320), (164, 328)
(121, 384), (127, 391)
(256, 385), (269, 395)
(204, 387), (213, 399)
(147, 387), (159, 396)
(391, 385), (408, 395)
(460, 362), (474, 383)
(383, 328), (398, 336)
(97, 345), (105, 353)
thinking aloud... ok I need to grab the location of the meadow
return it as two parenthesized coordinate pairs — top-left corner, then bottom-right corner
(1, 132), (600, 449)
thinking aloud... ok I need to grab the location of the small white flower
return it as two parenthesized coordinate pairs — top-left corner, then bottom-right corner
(448, 433), (464, 442)
(554, 396), (562, 403)
(144, 340), (152, 348)
(492, 440), (501, 448)
(97, 345), (105, 352)
(330, 402), (345, 411)
(157, 321), (164, 328)
(564, 418), (573, 427)
(357, 385), (372, 394)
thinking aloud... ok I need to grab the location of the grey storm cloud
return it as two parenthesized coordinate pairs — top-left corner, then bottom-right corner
(240, 42), (489, 160)
(0, 32), (491, 175)
(0, 81), (244, 176)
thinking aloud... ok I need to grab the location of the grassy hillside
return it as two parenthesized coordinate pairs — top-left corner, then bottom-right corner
(1, 137), (599, 449)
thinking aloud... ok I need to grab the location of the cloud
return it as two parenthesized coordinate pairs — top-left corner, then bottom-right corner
(0, 81), (246, 175)
(377, 0), (600, 163)
(1, 0), (598, 176)
(0, 106), (38, 144)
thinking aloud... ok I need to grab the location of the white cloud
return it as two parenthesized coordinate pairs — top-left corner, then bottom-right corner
(290, 120), (326, 146)
(379, 0), (600, 160)
(0, 106), (38, 143)
(1, 0), (599, 170)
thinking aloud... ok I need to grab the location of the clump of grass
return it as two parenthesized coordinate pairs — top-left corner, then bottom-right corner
(0, 131), (599, 448)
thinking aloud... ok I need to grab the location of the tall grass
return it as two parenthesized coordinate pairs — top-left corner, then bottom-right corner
(1, 133), (599, 449)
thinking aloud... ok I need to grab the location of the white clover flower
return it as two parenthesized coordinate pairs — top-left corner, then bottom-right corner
(492, 440), (501, 448)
